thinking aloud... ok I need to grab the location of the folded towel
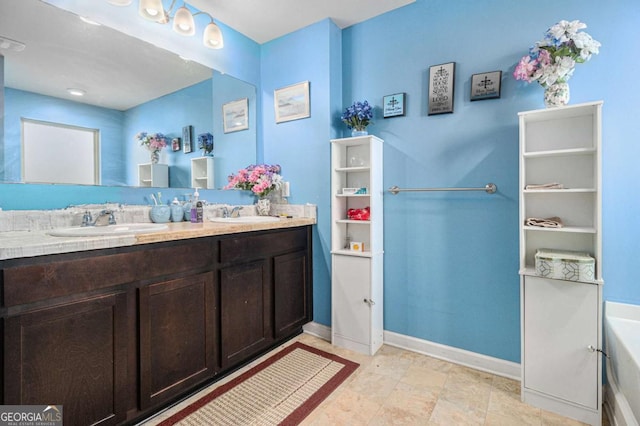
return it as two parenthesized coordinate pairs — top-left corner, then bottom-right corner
(525, 183), (564, 190)
(526, 216), (564, 228)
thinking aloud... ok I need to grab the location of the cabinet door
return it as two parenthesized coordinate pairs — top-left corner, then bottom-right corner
(220, 260), (272, 369)
(523, 276), (599, 409)
(332, 255), (371, 346)
(139, 272), (216, 410)
(4, 293), (128, 426)
(274, 250), (311, 339)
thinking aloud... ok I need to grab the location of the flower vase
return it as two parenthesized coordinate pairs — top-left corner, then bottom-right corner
(150, 150), (160, 164)
(544, 82), (570, 108)
(256, 197), (271, 216)
(351, 129), (368, 137)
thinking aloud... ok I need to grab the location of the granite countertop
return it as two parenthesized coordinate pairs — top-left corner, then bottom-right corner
(0, 217), (315, 261)
(0, 206), (316, 261)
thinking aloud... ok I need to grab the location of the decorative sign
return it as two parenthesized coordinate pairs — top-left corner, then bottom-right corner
(383, 93), (406, 118)
(428, 62), (455, 115)
(470, 71), (502, 101)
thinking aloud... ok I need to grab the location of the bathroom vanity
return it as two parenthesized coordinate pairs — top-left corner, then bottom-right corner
(0, 221), (313, 425)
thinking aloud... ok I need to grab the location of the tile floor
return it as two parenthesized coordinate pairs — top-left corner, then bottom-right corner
(142, 333), (608, 426)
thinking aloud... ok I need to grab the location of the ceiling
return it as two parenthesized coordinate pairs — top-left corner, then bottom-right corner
(0, 0), (415, 110)
(188, 0), (416, 44)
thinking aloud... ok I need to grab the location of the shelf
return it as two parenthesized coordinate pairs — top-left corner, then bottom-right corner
(335, 219), (371, 225)
(519, 267), (603, 285)
(523, 147), (596, 158)
(524, 225), (596, 234)
(335, 166), (370, 173)
(331, 249), (373, 258)
(335, 193), (370, 198)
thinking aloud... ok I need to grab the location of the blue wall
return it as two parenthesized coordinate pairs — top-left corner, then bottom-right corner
(261, 18), (342, 331)
(1, 0), (639, 364)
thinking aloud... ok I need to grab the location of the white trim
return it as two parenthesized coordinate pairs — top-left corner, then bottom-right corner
(303, 321), (331, 341)
(604, 356), (639, 426)
(383, 330), (521, 380)
(303, 323), (521, 380)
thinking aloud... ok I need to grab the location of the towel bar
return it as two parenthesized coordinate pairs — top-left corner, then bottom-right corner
(388, 183), (497, 195)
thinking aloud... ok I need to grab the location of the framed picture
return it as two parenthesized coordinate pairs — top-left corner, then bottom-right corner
(383, 93), (406, 118)
(274, 81), (310, 123)
(428, 62), (455, 115)
(171, 137), (181, 152)
(470, 71), (502, 101)
(223, 98), (249, 133)
(182, 125), (192, 153)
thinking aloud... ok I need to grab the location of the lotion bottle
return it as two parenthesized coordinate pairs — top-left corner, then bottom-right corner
(190, 188), (200, 223)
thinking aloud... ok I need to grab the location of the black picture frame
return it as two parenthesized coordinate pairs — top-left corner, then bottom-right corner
(383, 93), (406, 118)
(182, 125), (193, 153)
(428, 62), (455, 115)
(171, 137), (181, 152)
(470, 71), (502, 101)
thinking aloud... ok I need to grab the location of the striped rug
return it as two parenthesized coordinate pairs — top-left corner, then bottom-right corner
(158, 342), (359, 425)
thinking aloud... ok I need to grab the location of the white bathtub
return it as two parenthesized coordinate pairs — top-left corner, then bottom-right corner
(605, 301), (640, 426)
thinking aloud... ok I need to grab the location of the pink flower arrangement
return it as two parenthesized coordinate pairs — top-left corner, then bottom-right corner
(135, 132), (167, 152)
(224, 164), (283, 197)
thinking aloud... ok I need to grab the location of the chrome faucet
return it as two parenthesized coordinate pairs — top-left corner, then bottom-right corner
(220, 206), (243, 218)
(91, 209), (116, 226)
(81, 211), (93, 227)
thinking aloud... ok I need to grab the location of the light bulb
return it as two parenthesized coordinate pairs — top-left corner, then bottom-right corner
(173, 6), (195, 36)
(203, 21), (224, 49)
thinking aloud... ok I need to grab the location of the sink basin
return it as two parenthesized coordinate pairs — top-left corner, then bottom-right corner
(48, 223), (169, 237)
(210, 216), (281, 224)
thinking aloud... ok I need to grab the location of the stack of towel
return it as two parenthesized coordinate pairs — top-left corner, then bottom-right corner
(525, 182), (564, 190)
(525, 216), (564, 228)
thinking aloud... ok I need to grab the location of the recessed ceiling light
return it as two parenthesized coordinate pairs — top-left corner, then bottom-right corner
(67, 88), (86, 97)
(80, 16), (102, 26)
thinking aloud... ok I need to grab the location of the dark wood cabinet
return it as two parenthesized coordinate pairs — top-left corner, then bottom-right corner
(4, 292), (128, 426)
(220, 260), (272, 368)
(1, 226), (312, 425)
(139, 272), (217, 410)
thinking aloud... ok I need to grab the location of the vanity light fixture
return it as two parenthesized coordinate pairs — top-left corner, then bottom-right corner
(107, 0), (224, 48)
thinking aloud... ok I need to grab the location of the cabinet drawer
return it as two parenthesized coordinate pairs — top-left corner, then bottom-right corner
(2, 239), (215, 307)
(2, 251), (145, 307)
(220, 227), (308, 264)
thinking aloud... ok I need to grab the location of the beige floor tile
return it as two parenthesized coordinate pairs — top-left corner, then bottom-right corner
(487, 386), (541, 426)
(369, 405), (429, 425)
(345, 370), (400, 404)
(400, 363), (448, 390)
(540, 410), (590, 425)
(383, 381), (439, 419)
(428, 397), (486, 425)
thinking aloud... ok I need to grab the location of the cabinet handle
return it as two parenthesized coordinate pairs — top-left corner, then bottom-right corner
(363, 298), (375, 306)
(587, 345), (609, 358)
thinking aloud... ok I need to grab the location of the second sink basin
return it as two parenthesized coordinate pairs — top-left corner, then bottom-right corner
(48, 223), (169, 237)
(210, 216), (281, 224)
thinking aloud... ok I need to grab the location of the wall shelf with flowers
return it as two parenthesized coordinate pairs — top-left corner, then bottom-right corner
(224, 164), (284, 215)
(513, 20), (601, 108)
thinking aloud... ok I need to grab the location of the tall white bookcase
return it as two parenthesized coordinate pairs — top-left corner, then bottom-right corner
(330, 135), (384, 356)
(519, 101), (603, 426)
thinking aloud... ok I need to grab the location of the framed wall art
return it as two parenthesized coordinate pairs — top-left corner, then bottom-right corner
(383, 93), (406, 118)
(223, 98), (249, 133)
(171, 137), (181, 152)
(470, 71), (502, 101)
(274, 81), (310, 123)
(428, 62), (455, 115)
(182, 125), (193, 153)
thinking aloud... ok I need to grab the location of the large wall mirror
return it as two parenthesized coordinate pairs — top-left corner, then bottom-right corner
(0, 0), (257, 189)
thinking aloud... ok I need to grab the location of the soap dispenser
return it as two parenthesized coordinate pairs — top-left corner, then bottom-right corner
(190, 188), (200, 223)
(170, 197), (183, 222)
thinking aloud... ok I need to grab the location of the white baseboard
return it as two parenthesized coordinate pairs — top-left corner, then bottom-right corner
(302, 322), (520, 380)
(303, 321), (331, 341)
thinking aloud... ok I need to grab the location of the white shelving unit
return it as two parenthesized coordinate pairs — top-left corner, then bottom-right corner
(519, 101), (603, 426)
(138, 163), (168, 187)
(330, 135), (383, 356)
(191, 157), (215, 189)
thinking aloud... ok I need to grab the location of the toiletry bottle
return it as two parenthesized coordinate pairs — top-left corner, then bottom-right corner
(196, 201), (203, 223)
(190, 188), (200, 223)
(183, 194), (192, 221)
(170, 197), (182, 222)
